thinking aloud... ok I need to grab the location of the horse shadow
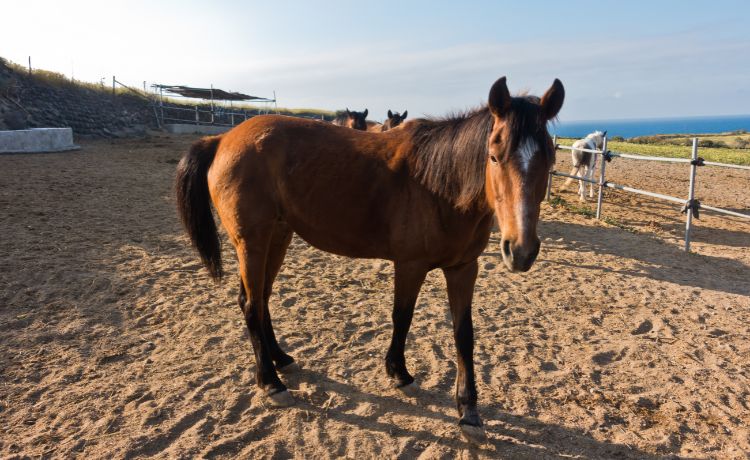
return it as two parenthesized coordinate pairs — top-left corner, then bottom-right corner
(278, 368), (658, 459)
(535, 218), (750, 297)
(602, 196), (750, 249)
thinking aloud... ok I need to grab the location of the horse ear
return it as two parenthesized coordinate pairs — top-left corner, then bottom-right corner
(363, 109), (368, 118)
(602, 130), (607, 137)
(346, 108), (351, 115)
(402, 110), (407, 119)
(488, 77), (511, 118)
(540, 79), (565, 120)
(387, 110), (393, 118)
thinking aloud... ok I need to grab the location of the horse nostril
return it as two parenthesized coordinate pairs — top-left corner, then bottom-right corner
(501, 239), (514, 268)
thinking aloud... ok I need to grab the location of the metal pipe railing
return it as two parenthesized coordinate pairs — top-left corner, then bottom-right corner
(555, 144), (604, 155)
(699, 204), (750, 219)
(608, 151), (693, 164)
(603, 182), (686, 205)
(702, 161), (750, 171)
(549, 170), (599, 184)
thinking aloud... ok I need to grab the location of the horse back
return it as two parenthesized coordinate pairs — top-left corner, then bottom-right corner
(209, 116), (405, 256)
(210, 115), (492, 265)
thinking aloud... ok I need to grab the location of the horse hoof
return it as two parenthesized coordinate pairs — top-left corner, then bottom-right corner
(459, 423), (487, 445)
(267, 389), (295, 408)
(277, 361), (301, 374)
(395, 381), (419, 396)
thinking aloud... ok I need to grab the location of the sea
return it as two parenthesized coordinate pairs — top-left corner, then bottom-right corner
(551, 114), (750, 139)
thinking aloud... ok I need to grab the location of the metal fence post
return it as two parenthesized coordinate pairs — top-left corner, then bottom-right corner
(159, 87), (165, 127)
(546, 135), (557, 201)
(195, 106), (199, 125)
(595, 136), (608, 219)
(684, 137), (699, 251)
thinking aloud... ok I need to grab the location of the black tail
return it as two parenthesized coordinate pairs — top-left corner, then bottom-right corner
(175, 135), (223, 280)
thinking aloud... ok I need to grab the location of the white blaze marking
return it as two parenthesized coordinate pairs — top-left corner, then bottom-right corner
(517, 138), (538, 173)
(516, 194), (534, 238)
(516, 138), (539, 235)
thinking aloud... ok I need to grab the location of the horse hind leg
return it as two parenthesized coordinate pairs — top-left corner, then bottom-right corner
(578, 173), (586, 201)
(237, 268), (295, 373)
(262, 222), (297, 372)
(561, 166), (579, 191)
(235, 225), (294, 407)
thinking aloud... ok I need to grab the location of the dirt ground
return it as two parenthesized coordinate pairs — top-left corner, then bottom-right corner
(1, 133), (748, 459)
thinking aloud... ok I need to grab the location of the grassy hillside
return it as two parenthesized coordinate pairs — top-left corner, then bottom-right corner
(628, 132), (750, 149)
(558, 137), (750, 166)
(1, 57), (335, 120)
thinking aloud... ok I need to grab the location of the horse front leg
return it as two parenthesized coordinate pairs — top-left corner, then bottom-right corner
(385, 262), (427, 390)
(442, 260), (486, 444)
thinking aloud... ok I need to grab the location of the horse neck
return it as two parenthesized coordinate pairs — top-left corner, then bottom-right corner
(405, 109), (495, 213)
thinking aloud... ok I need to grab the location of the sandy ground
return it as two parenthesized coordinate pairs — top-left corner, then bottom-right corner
(1, 134), (749, 459)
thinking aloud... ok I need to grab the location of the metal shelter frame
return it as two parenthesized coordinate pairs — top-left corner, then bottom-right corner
(151, 84), (277, 128)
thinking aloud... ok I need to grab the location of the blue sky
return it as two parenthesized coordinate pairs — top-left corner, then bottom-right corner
(2, 1), (749, 121)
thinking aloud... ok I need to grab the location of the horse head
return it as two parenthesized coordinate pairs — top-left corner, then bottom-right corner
(382, 110), (408, 131)
(485, 77), (564, 272)
(343, 108), (368, 131)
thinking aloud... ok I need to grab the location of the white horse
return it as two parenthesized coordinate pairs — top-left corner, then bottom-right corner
(562, 130), (606, 201)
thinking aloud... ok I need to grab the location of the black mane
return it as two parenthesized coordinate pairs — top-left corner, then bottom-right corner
(408, 97), (547, 210)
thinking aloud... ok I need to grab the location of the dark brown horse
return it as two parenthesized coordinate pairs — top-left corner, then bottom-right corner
(382, 109), (408, 131)
(332, 108), (368, 130)
(175, 76), (564, 443)
(366, 120), (384, 132)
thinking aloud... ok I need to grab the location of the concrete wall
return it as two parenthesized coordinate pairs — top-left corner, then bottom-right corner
(164, 124), (231, 135)
(0, 128), (79, 153)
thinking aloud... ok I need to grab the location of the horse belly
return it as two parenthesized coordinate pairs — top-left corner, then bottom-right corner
(277, 179), (397, 259)
(286, 218), (390, 259)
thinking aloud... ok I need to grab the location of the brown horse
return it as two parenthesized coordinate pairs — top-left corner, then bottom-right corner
(175, 76), (564, 443)
(332, 108), (368, 130)
(382, 109), (408, 131)
(366, 120), (383, 132)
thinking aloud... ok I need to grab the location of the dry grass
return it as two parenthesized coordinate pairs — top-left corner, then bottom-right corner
(558, 137), (750, 166)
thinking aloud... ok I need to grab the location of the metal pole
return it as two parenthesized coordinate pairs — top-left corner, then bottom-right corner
(112, 76), (116, 99)
(546, 135), (557, 201)
(28, 56), (31, 76)
(684, 137), (699, 252)
(210, 85), (215, 124)
(195, 105), (199, 125)
(595, 136), (608, 219)
(159, 87), (164, 126)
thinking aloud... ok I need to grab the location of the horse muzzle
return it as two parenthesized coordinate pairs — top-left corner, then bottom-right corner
(500, 237), (540, 272)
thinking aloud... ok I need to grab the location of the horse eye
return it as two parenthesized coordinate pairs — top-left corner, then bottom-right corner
(489, 155), (499, 164)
